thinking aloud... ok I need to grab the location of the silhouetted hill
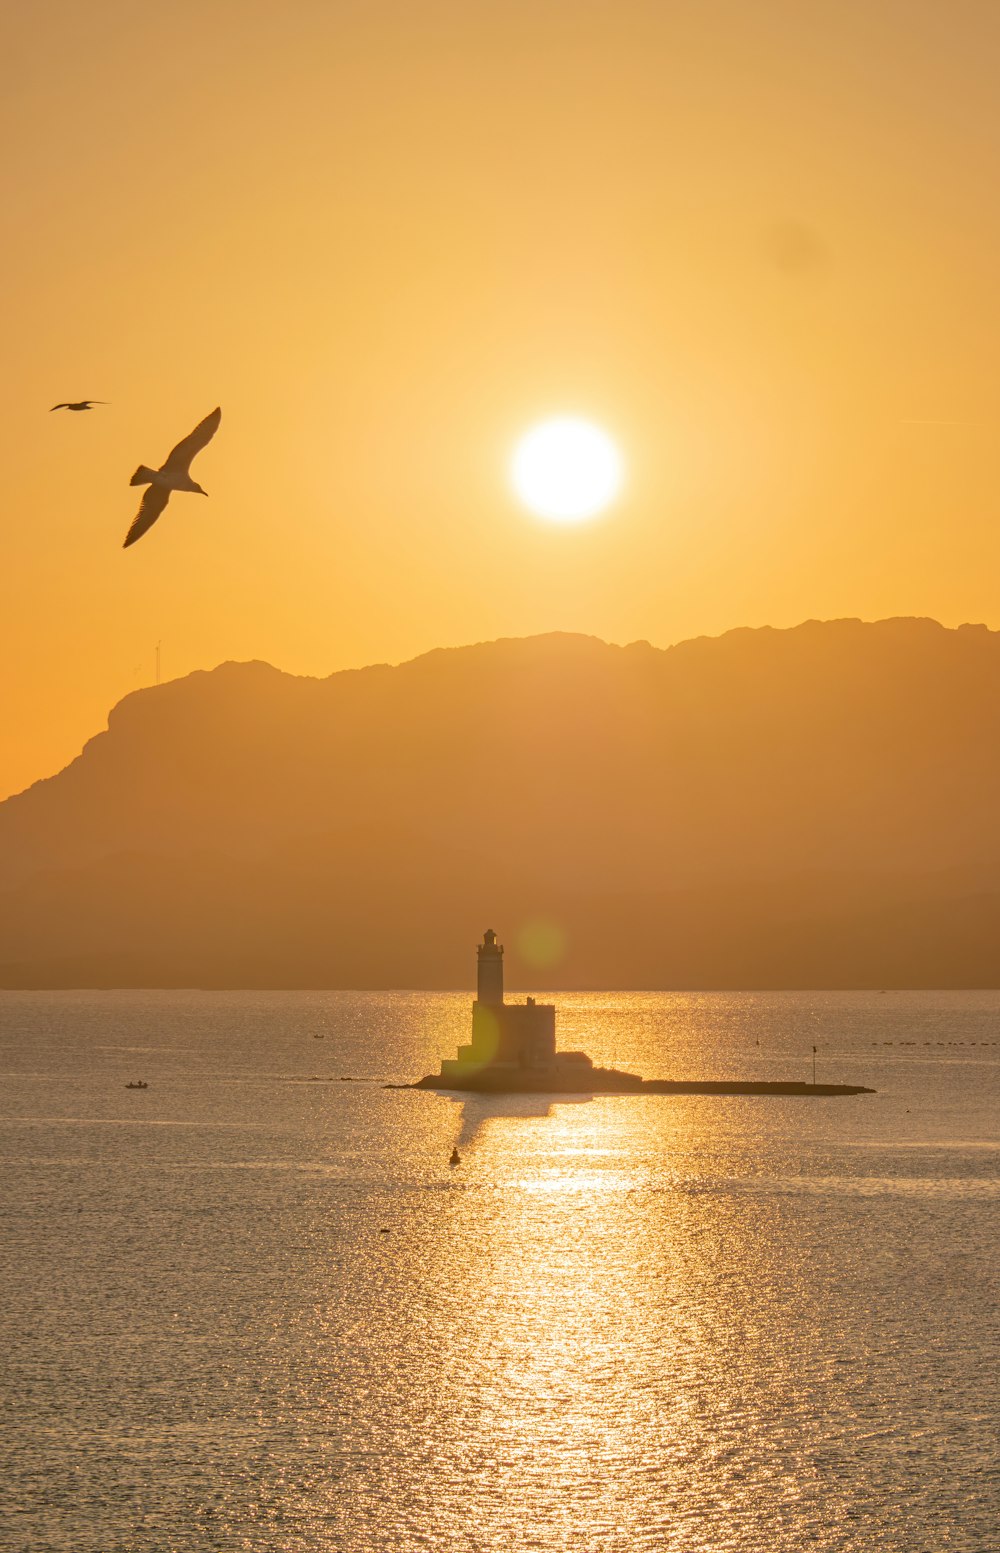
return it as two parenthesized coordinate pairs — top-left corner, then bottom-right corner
(2, 618), (1000, 987)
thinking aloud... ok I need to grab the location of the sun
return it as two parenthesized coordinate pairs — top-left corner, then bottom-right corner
(511, 417), (624, 522)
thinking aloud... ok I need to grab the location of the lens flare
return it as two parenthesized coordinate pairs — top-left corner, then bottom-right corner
(516, 918), (569, 969)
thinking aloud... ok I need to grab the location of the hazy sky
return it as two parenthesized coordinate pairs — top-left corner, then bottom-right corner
(4, 0), (1000, 797)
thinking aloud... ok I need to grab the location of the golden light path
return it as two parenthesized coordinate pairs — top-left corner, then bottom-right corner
(511, 417), (624, 521)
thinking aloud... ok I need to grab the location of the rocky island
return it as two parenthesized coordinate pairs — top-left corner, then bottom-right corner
(409, 931), (875, 1097)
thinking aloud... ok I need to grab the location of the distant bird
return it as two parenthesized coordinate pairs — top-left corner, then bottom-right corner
(50, 400), (107, 412)
(122, 407), (221, 549)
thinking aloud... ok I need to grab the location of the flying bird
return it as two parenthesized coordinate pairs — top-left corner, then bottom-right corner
(122, 407), (221, 549)
(50, 400), (107, 411)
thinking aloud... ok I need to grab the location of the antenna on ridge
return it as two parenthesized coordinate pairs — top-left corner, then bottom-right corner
(155, 641), (161, 686)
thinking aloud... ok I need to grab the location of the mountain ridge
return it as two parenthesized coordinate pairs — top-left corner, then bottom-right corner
(2, 616), (999, 988)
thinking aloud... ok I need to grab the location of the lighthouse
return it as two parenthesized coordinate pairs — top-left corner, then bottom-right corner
(431, 929), (560, 1079)
(477, 928), (504, 1005)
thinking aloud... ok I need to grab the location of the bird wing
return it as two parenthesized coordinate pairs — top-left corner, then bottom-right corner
(50, 403), (71, 411)
(122, 484), (171, 548)
(161, 406), (222, 472)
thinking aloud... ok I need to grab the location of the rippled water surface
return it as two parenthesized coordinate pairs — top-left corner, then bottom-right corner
(1, 990), (997, 1552)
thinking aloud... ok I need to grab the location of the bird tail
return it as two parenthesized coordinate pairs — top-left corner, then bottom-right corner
(130, 465), (156, 487)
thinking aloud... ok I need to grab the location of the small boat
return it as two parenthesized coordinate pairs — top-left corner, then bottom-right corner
(450, 1147), (461, 1166)
(125, 1081), (148, 1090)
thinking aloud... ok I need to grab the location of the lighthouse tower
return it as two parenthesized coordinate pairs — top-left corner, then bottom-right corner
(476, 928), (504, 1005)
(436, 929), (560, 1079)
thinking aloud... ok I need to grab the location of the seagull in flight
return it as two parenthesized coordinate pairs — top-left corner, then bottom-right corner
(50, 400), (107, 412)
(122, 407), (221, 549)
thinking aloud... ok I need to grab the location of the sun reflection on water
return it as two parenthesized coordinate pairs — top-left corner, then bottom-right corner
(411, 1095), (723, 1548)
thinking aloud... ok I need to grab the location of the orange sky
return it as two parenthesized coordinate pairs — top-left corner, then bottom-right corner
(3, 0), (1000, 799)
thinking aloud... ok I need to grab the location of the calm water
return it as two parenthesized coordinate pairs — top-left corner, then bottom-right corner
(1, 990), (997, 1553)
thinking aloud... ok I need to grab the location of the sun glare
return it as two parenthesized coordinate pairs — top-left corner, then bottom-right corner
(511, 417), (624, 521)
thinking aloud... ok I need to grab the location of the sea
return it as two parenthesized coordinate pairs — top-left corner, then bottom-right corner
(0, 989), (997, 1553)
